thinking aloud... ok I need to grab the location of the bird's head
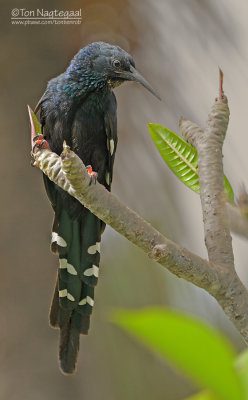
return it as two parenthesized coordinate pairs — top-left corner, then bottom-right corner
(66, 42), (160, 99)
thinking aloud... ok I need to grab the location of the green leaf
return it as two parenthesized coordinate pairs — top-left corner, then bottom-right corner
(236, 349), (248, 399)
(28, 106), (42, 135)
(185, 391), (221, 400)
(112, 307), (244, 400)
(223, 176), (234, 204)
(148, 123), (234, 203)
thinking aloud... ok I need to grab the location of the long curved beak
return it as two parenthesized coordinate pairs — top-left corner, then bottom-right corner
(115, 66), (161, 100)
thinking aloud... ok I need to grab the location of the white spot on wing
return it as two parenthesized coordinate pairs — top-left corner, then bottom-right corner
(59, 259), (77, 275)
(51, 232), (67, 247)
(87, 242), (101, 254)
(59, 289), (75, 301)
(78, 296), (94, 306)
(84, 265), (99, 278)
(105, 171), (110, 186)
(109, 139), (115, 156)
(67, 292), (75, 302)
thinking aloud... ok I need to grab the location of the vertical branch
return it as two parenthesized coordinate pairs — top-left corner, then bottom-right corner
(180, 71), (233, 270)
(199, 79), (232, 268)
(179, 72), (248, 340)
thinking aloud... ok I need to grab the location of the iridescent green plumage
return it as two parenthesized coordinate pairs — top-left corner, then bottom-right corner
(36, 41), (159, 374)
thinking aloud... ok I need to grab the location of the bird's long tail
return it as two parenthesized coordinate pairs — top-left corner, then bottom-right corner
(49, 203), (102, 374)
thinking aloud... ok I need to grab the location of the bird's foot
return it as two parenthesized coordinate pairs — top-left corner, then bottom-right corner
(86, 165), (98, 185)
(32, 135), (51, 153)
(31, 135), (51, 167)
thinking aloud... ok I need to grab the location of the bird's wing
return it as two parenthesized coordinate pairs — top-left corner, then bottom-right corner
(34, 93), (47, 114)
(104, 91), (117, 188)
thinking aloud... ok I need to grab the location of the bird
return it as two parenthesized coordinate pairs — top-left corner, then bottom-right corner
(34, 41), (159, 374)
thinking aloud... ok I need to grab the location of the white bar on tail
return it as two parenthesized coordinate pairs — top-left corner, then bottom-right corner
(83, 265), (99, 278)
(51, 232), (67, 247)
(78, 296), (94, 306)
(87, 242), (101, 254)
(59, 258), (77, 275)
(59, 289), (75, 302)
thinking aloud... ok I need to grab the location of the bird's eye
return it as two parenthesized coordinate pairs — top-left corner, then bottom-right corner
(113, 60), (121, 68)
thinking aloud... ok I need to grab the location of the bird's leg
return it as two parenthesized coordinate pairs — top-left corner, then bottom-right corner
(28, 104), (51, 166)
(86, 165), (98, 185)
(28, 105), (51, 154)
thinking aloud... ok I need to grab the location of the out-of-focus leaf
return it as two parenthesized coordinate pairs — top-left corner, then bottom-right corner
(236, 348), (248, 399)
(185, 390), (221, 400)
(148, 123), (234, 203)
(112, 307), (244, 400)
(223, 175), (234, 204)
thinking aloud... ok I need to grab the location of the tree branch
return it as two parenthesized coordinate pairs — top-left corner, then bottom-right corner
(179, 72), (248, 340)
(180, 94), (233, 269)
(32, 139), (248, 342)
(34, 145), (219, 289)
(30, 71), (248, 343)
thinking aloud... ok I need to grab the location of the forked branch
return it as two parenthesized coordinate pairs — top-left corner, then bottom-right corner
(29, 70), (248, 343)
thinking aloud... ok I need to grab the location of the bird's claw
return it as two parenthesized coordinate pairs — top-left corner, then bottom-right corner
(30, 156), (38, 167)
(86, 165), (98, 185)
(32, 135), (51, 153)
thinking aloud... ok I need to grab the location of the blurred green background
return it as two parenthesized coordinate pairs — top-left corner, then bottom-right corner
(1, 0), (248, 399)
